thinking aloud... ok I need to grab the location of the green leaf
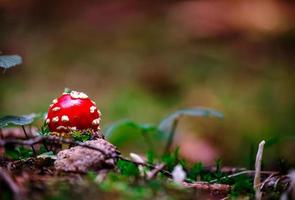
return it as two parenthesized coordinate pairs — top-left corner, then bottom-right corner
(117, 159), (140, 177)
(159, 108), (223, 135)
(39, 122), (50, 136)
(105, 120), (157, 137)
(5, 146), (33, 160)
(0, 55), (22, 69)
(146, 150), (155, 165)
(104, 120), (160, 147)
(104, 120), (139, 138)
(0, 114), (35, 128)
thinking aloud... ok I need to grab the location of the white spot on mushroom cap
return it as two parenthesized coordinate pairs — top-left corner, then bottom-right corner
(56, 126), (67, 130)
(70, 127), (77, 131)
(97, 110), (101, 116)
(90, 106), (96, 113)
(91, 100), (96, 105)
(52, 99), (58, 104)
(52, 107), (61, 112)
(70, 91), (88, 99)
(52, 116), (59, 123)
(61, 115), (69, 122)
(46, 118), (50, 124)
(92, 118), (100, 125)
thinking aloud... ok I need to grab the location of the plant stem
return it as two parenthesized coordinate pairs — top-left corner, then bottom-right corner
(21, 126), (36, 156)
(163, 118), (178, 155)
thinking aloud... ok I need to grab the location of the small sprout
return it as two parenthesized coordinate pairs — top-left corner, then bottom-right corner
(117, 159), (140, 177)
(254, 140), (265, 200)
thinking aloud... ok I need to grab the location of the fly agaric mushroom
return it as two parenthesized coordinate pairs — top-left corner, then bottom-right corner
(46, 90), (101, 134)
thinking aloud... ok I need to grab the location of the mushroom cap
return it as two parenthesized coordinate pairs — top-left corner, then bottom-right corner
(46, 91), (101, 133)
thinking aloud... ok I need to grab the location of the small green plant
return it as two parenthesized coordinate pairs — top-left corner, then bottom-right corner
(117, 159), (140, 177)
(5, 146), (33, 160)
(161, 147), (180, 171)
(187, 162), (204, 180)
(71, 130), (92, 142)
(230, 175), (255, 197)
(39, 122), (50, 136)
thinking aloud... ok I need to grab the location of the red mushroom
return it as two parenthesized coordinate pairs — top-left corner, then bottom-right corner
(46, 90), (101, 134)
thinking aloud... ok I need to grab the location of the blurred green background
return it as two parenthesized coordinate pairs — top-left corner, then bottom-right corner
(0, 0), (294, 168)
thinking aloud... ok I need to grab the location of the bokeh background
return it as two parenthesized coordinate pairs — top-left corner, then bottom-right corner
(0, 0), (294, 168)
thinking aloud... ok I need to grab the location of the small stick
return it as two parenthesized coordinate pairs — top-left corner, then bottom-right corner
(209, 170), (277, 184)
(147, 163), (166, 180)
(183, 182), (231, 194)
(254, 140), (265, 200)
(119, 156), (175, 180)
(21, 126), (36, 156)
(259, 173), (276, 190)
(0, 136), (110, 158)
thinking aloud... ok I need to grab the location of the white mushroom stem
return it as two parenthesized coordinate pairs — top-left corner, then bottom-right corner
(254, 140), (265, 200)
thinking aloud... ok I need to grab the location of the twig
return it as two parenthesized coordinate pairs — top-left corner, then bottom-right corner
(209, 170), (277, 184)
(21, 126), (36, 156)
(260, 173), (276, 190)
(260, 174), (290, 192)
(254, 140), (265, 200)
(147, 163), (166, 180)
(183, 182), (231, 194)
(0, 167), (22, 200)
(120, 156), (232, 194)
(0, 136), (112, 158)
(119, 156), (174, 178)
